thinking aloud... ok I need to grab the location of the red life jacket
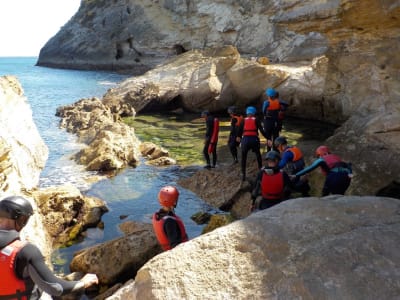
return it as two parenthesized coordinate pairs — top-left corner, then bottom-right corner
(321, 154), (342, 175)
(152, 213), (188, 251)
(285, 146), (303, 162)
(261, 170), (284, 200)
(243, 117), (258, 136)
(208, 118), (219, 154)
(0, 239), (29, 300)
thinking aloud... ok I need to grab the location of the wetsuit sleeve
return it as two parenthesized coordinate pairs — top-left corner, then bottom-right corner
(278, 151), (294, 169)
(256, 118), (267, 138)
(251, 170), (263, 201)
(237, 118), (244, 137)
(295, 158), (326, 176)
(262, 100), (269, 115)
(163, 218), (182, 249)
(17, 244), (84, 297)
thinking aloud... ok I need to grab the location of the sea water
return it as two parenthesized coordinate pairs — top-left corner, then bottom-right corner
(0, 57), (213, 273)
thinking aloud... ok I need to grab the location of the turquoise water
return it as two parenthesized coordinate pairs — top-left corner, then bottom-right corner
(0, 57), (213, 273)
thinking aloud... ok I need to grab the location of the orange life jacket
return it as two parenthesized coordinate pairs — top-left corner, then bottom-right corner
(285, 146), (303, 162)
(0, 239), (29, 300)
(267, 98), (281, 111)
(232, 115), (243, 127)
(152, 213), (188, 251)
(261, 170), (284, 200)
(243, 117), (258, 136)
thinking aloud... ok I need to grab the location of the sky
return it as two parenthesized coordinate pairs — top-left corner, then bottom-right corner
(0, 0), (81, 57)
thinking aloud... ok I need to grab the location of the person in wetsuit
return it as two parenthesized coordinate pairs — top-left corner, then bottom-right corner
(293, 145), (352, 196)
(201, 110), (218, 169)
(0, 196), (98, 299)
(227, 106), (243, 165)
(237, 106), (267, 181)
(262, 88), (281, 151)
(152, 186), (188, 251)
(251, 151), (293, 211)
(274, 136), (311, 197)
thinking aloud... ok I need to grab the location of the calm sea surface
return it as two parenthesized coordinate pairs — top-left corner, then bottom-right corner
(0, 57), (214, 273)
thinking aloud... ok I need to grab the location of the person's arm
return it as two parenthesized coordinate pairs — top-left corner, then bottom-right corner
(18, 244), (97, 296)
(278, 151), (294, 169)
(251, 170), (263, 202)
(237, 118), (244, 138)
(262, 100), (269, 115)
(295, 158), (325, 177)
(163, 217), (182, 248)
(256, 118), (267, 139)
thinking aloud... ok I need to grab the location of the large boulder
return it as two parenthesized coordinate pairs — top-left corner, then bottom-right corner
(0, 76), (50, 257)
(56, 97), (141, 171)
(107, 196), (400, 300)
(32, 185), (108, 247)
(70, 222), (161, 285)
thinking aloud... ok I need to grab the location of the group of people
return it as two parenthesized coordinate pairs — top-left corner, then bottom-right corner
(0, 87), (353, 299)
(200, 87), (353, 210)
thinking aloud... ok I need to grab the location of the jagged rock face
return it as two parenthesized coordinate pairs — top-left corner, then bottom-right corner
(36, 0), (330, 72)
(108, 196), (400, 300)
(0, 76), (50, 258)
(0, 76), (48, 193)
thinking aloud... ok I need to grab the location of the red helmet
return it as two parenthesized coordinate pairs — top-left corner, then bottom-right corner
(158, 186), (179, 207)
(315, 145), (330, 157)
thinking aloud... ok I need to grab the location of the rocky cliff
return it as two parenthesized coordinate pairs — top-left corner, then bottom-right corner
(0, 75), (50, 256)
(37, 0), (400, 195)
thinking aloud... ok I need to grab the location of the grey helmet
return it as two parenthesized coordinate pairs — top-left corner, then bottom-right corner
(0, 196), (33, 220)
(265, 150), (281, 161)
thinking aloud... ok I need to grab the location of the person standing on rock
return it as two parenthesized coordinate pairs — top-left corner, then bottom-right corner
(237, 106), (267, 181)
(0, 196), (99, 299)
(152, 186), (188, 251)
(262, 88), (281, 151)
(292, 145), (353, 196)
(227, 106), (243, 165)
(201, 110), (219, 169)
(274, 136), (311, 197)
(251, 151), (293, 211)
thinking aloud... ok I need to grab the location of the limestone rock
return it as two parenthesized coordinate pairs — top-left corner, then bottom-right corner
(107, 196), (400, 300)
(32, 185), (108, 247)
(70, 227), (162, 285)
(0, 76), (48, 193)
(56, 97), (141, 171)
(0, 75), (50, 258)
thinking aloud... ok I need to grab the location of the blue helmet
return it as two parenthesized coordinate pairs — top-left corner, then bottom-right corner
(266, 88), (277, 98)
(246, 106), (256, 115)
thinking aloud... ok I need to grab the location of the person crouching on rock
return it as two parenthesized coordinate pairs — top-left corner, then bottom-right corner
(0, 196), (99, 299)
(152, 186), (188, 251)
(251, 151), (293, 212)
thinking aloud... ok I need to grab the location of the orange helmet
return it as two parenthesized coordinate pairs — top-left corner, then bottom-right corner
(158, 186), (179, 207)
(315, 145), (330, 157)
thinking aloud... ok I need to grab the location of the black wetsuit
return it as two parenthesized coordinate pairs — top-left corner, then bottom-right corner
(228, 115), (242, 163)
(203, 115), (217, 167)
(237, 116), (267, 180)
(0, 229), (85, 299)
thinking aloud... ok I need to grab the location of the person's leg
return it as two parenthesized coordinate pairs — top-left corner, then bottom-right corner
(331, 173), (351, 194)
(212, 144), (217, 167)
(241, 138), (249, 180)
(263, 118), (273, 151)
(203, 142), (211, 168)
(253, 138), (262, 169)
